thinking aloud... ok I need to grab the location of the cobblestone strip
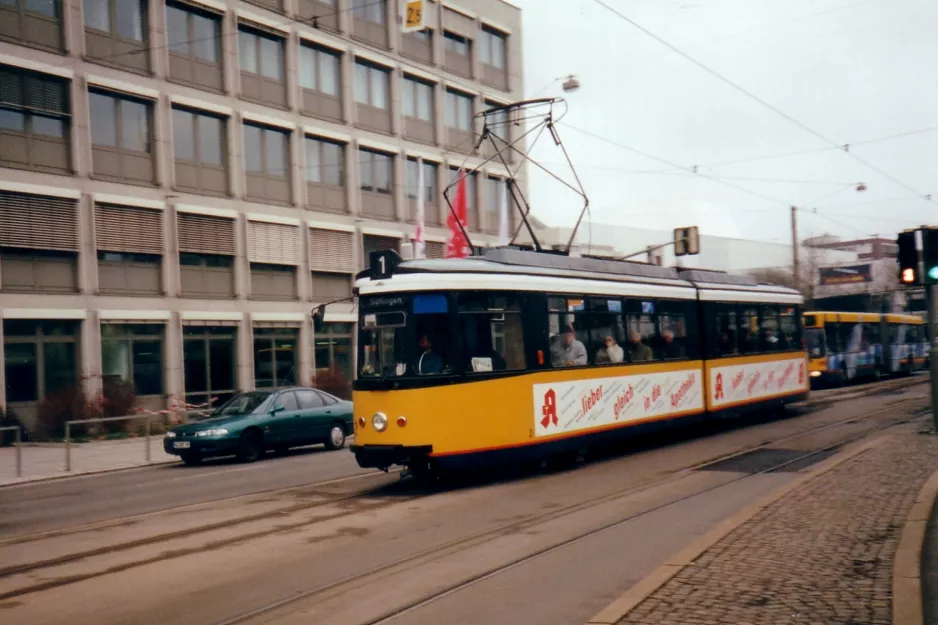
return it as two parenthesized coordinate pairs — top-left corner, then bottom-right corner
(619, 431), (938, 625)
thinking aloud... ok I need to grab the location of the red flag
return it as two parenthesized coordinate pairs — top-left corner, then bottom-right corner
(446, 170), (469, 258)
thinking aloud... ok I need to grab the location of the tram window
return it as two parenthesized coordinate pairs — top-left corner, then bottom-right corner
(712, 304), (739, 357)
(760, 305), (781, 351)
(548, 295), (589, 366)
(458, 293), (525, 372)
(360, 314), (407, 378)
(413, 294), (452, 376)
(779, 306), (798, 350)
(825, 323), (841, 353)
(625, 300), (657, 363)
(865, 322), (881, 346)
(656, 300), (688, 360)
(587, 298), (626, 365)
(738, 306), (760, 353)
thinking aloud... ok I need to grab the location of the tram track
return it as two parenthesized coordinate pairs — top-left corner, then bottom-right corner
(0, 377), (926, 607)
(212, 388), (930, 625)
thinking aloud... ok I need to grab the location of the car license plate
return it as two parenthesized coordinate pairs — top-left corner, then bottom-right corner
(173, 441), (191, 449)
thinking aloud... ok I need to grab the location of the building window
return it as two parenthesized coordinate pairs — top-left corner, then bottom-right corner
(178, 212), (236, 298)
(298, 0), (338, 32)
(401, 26), (433, 64)
(253, 327), (297, 389)
(309, 227), (355, 274)
(0, 66), (70, 174)
(101, 324), (163, 396)
(250, 263), (297, 300)
(183, 325), (237, 408)
(243, 123), (291, 204)
(244, 0), (282, 13)
(351, 0), (387, 48)
(311, 271), (352, 300)
(1, 248), (77, 293)
(238, 26), (286, 107)
(97, 252), (162, 295)
(406, 158), (439, 225)
(305, 136), (346, 212)
(485, 176), (508, 235)
(480, 27), (506, 68)
(0, 0), (63, 52)
(3, 320), (79, 405)
(354, 62), (391, 133)
(443, 30), (471, 77)
(480, 27), (508, 90)
(445, 89), (473, 131)
(314, 322), (353, 399)
(0, 191), (79, 293)
(358, 148), (393, 194)
(403, 77), (433, 121)
(89, 90), (155, 185)
(179, 253), (234, 299)
(172, 107), (227, 196)
(299, 43), (341, 121)
(354, 61), (389, 110)
(166, 2), (222, 92)
(83, 0), (148, 72)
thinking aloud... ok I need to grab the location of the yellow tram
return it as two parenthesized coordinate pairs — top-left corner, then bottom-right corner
(339, 248), (808, 474)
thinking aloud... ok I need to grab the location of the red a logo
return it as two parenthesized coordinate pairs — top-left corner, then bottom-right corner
(798, 362), (805, 385)
(714, 373), (725, 400)
(541, 389), (558, 429)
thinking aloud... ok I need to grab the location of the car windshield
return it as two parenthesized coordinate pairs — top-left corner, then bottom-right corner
(213, 392), (273, 416)
(805, 328), (825, 358)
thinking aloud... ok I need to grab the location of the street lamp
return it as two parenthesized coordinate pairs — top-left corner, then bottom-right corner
(562, 75), (580, 93)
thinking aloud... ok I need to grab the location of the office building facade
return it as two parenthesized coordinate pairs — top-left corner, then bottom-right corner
(0, 0), (524, 425)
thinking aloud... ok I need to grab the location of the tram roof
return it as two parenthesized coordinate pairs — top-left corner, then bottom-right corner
(355, 248), (802, 303)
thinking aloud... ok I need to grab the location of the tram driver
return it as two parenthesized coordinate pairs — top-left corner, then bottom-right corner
(415, 334), (444, 375)
(551, 325), (587, 367)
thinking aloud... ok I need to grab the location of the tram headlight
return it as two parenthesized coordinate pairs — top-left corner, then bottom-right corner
(372, 412), (388, 432)
(810, 371), (821, 378)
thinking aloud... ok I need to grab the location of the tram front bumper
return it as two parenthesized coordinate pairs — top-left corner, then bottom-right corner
(351, 444), (433, 470)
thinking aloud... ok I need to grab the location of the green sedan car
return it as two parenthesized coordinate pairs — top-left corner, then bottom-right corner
(164, 387), (353, 465)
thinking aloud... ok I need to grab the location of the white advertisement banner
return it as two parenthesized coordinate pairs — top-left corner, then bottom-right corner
(533, 368), (704, 438)
(709, 357), (807, 408)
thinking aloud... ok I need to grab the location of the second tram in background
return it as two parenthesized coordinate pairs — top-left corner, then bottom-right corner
(803, 311), (927, 387)
(340, 248), (809, 477)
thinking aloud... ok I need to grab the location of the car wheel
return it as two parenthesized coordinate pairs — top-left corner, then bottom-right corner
(237, 430), (263, 463)
(325, 423), (347, 450)
(180, 453), (202, 466)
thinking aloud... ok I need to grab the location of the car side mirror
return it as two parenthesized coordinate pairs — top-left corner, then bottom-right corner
(271, 404), (285, 415)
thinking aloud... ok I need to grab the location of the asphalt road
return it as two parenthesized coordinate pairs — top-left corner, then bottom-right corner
(0, 376), (927, 625)
(0, 445), (373, 538)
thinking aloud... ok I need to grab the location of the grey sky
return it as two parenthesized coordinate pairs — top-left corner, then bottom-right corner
(512, 0), (938, 244)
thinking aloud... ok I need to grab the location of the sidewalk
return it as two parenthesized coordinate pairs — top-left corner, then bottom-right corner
(0, 437), (176, 486)
(589, 425), (938, 625)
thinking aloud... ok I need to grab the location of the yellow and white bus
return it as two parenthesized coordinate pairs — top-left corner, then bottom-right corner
(334, 248), (808, 475)
(803, 311), (927, 386)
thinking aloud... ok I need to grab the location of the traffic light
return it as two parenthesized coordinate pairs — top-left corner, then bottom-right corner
(898, 230), (919, 285)
(925, 228), (938, 283)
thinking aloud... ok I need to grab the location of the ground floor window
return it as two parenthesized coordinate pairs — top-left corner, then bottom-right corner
(314, 322), (353, 398)
(253, 327), (298, 389)
(183, 326), (237, 408)
(3, 320), (79, 404)
(101, 324), (164, 396)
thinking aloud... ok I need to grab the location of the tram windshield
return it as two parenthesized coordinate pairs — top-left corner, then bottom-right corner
(358, 293), (455, 379)
(805, 328), (825, 358)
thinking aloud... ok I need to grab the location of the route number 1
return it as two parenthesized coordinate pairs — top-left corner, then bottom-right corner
(403, 0), (424, 32)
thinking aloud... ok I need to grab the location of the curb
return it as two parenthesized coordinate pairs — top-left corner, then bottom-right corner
(585, 435), (889, 625)
(0, 458), (179, 488)
(894, 465), (938, 625)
